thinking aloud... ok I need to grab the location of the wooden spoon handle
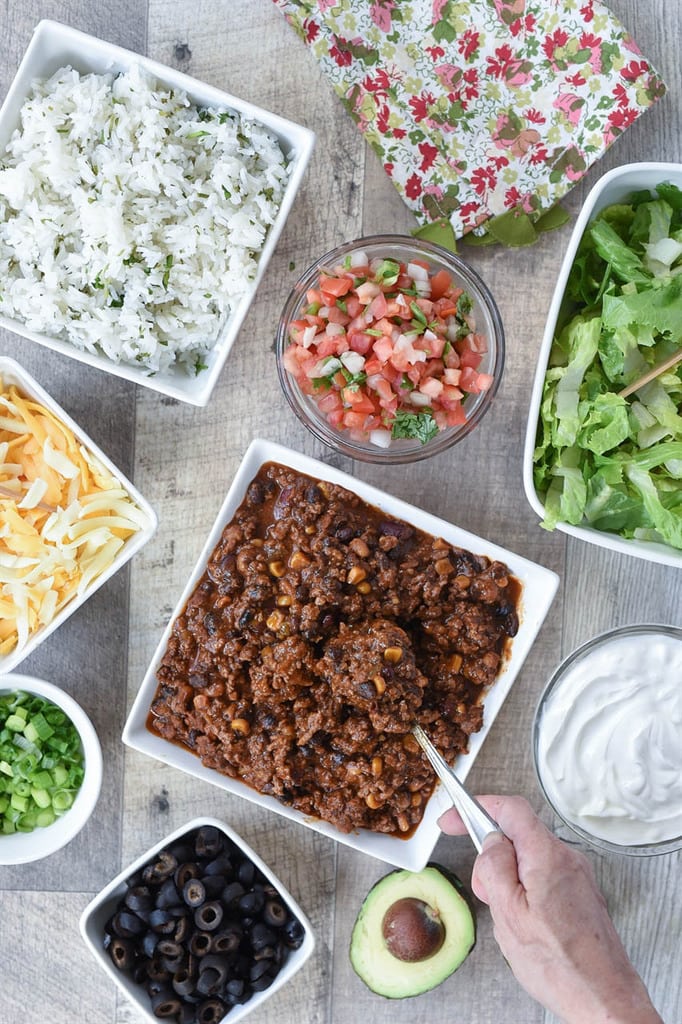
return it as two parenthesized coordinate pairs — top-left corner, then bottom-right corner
(618, 349), (682, 398)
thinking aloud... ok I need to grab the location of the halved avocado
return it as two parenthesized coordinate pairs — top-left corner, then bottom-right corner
(349, 863), (475, 999)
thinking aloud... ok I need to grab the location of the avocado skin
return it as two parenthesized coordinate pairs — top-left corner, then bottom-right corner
(349, 862), (476, 999)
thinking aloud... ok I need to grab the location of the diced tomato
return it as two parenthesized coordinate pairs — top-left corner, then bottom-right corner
(282, 251), (491, 445)
(430, 269), (452, 300)
(320, 275), (353, 298)
(348, 332), (374, 355)
(459, 347), (482, 370)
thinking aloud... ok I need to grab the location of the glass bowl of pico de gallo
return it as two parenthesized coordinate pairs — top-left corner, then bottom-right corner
(276, 235), (505, 463)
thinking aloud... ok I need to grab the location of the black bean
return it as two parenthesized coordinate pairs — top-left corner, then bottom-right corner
(335, 524), (353, 542)
(203, 612), (218, 636)
(246, 481), (265, 505)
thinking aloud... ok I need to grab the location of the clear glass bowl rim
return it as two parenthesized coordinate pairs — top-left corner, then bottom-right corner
(532, 622), (682, 857)
(275, 234), (505, 465)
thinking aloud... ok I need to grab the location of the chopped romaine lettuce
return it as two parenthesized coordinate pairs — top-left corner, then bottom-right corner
(533, 181), (682, 549)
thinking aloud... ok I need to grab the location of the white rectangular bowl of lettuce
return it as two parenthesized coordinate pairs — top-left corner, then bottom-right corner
(123, 438), (559, 872)
(0, 356), (157, 674)
(0, 19), (315, 406)
(522, 161), (682, 569)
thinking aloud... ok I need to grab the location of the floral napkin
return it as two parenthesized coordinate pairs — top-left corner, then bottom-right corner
(272, 0), (666, 246)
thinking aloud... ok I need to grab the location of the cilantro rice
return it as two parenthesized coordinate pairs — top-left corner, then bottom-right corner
(0, 65), (289, 375)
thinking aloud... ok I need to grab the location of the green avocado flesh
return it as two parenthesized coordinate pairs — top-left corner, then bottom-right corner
(349, 863), (476, 999)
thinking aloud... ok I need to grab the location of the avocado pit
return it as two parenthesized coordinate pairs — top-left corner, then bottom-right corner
(381, 897), (445, 962)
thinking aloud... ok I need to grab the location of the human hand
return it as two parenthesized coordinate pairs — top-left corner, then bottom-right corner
(438, 796), (663, 1024)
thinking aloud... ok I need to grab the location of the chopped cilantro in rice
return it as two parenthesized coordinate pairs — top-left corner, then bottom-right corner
(0, 65), (289, 375)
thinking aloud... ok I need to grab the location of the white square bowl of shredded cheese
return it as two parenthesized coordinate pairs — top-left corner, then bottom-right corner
(0, 20), (315, 406)
(0, 356), (157, 673)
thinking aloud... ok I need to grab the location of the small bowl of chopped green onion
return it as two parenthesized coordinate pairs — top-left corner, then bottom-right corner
(276, 235), (505, 464)
(0, 674), (102, 864)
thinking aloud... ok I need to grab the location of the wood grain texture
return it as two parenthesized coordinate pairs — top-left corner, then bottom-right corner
(0, 1), (680, 1023)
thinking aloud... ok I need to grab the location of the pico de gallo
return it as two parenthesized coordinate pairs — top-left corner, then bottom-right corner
(281, 250), (493, 447)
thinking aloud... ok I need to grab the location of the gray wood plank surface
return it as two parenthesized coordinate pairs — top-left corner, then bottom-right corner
(0, 1), (680, 1023)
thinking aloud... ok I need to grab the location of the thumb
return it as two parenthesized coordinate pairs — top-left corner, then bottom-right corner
(471, 832), (519, 906)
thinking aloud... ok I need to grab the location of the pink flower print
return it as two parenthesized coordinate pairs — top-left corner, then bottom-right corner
(510, 13), (537, 38)
(608, 105), (638, 133)
(613, 83), (631, 109)
(392, 127), (406, 139)
(580, 2), (594, 22)
(432, 0), (449, 23)
(471, 164), (498, 197)
(542, 29), (570, 69)
(504, 186), (535, 214)
(457, 29), (480, 61)
(621, 59), (650, 82)
(376, 101), (391, 134)
(424, 183), (444, 200)
(435, 63), (461, 90)
(553, 90), (584, 126)
(318, 0), (337, 11)
(418, 141), (439, 172)
(529, 143), (549, 166)
(525, 108), (546, 125)
(370, 0), (396, 33)
(491, 0), (525, 27)
(486, 45), (533, 87)
(566, 70), (587, 88)
(362, 68), (391, 96)
(405, 173), (423, 200)
(304, 20), (320, 43)
(408, 91), (437, 122)
(578, 32), (604, 73)
(492, 113), (540, 158)
(330, 38), (353, 67)
(425, 45), (446, 61)
(384, 162), (395, 177)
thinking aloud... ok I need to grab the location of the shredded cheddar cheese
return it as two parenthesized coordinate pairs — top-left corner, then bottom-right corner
(0, 375), (149, 658)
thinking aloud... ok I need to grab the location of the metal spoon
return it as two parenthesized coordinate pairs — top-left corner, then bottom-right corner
(412, 723), (504, 853)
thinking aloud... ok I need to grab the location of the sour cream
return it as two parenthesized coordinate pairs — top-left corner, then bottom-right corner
(535, 628), (682, 847)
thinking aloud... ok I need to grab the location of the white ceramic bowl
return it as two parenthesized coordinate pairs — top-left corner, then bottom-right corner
(0, 20), (315, 406)
(123, 438), (559, 871)
(523, 162), (682, 568)
(0, 356), (157, 674)
(533, 624), (682, 857)
(0, 673), (102, 865)
(79, 816), (315, 1024)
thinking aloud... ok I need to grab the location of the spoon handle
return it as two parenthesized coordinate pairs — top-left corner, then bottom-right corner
(413, 724), (503, 853)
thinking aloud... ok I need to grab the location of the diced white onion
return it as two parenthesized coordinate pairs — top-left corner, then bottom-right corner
(407, 261), (429, 281)
(369, 429), (392, 448)
(409, 391), (431, 406)
(350, 249), (369, 268)
(302, 325), (319, 348)
(340, 351), (365, 375)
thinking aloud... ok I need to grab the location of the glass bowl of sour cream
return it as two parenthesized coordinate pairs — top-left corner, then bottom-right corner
(533, 624), (682, 856)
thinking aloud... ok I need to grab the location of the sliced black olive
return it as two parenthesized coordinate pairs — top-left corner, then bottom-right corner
(149, 908), (177, 935)
(250, 973), (275, 991)
(236, 859), (255, 887)
(202, 875), (227, 898)
(144, 850), (178, 884)
(249, 922), (276, 951)
(249, 959), (271, 982)
(108, 937), (136, 971)
(210, 925), (242, 954)
(203, 854), (232, 878)
(124, 885), (153, 915)
(173, 915), (192, 944)
(253, 945), (277, 961)
(111, 909), (146, 938)
(156, 940), (184, 970)
(283, 916), (305, 949)
(146, 956), (171, 982)
(221, 881), (245, 905)
(132, 960), (149, 985)
(174, 862), (200, 890)
(196, 967), (222, 996)
(172, 968), (196, 997)
(156, 877), (180, 909)
(183, 877), (206, 907)
(193, 900), (223, 931)
(196, 998), (228, 1024)
(263, 899), (287, 928)
(225, 978), (244, 999)
(151, 989), (182, 1018)
(142, 930), (160, 958)
(194, 826), (223, 858)
(237, 889), (264, 915)
(189, 931), (212, 957)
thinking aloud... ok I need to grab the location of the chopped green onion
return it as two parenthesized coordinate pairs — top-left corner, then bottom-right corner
(0, 691), (84, 835)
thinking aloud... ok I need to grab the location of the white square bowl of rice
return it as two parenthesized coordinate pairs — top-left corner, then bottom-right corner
(0, 356), (157, 673)
(0, 20), (315, 406)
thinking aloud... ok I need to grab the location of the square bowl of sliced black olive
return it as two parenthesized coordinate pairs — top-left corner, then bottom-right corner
(79, 816), (315, 1024)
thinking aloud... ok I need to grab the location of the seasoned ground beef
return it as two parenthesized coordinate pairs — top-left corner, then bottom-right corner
(148, 462), (521, 836)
